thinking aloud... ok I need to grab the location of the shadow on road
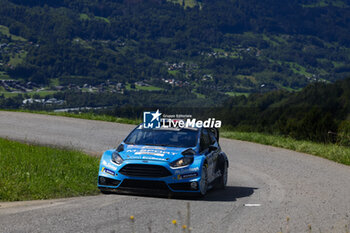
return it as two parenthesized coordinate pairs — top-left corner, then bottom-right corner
(202, 186), (257, 202)
(169, 186), (257, 202)
(104, 186), (257, 202)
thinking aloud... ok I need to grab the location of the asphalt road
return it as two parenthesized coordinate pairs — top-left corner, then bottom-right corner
(0, 111), (349, 233)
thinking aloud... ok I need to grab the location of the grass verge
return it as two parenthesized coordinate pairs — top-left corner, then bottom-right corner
(46, 111), (141, 124)
(221, 130), (350, 166)
(0, 138), (100, 201)
(9, 109), (141, 125)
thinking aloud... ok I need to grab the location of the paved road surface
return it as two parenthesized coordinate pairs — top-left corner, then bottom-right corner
(0, 111), (349, 233)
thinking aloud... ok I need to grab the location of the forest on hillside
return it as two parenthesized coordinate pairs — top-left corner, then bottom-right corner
(1, 0), (350, 144)
(1, 0), (350, 94)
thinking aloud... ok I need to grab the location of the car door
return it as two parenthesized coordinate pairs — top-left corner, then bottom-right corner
(199, 128), (218, 183)
(208, 129), (222, 177)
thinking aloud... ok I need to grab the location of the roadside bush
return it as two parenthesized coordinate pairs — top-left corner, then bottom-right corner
(337, 120), (350, 146)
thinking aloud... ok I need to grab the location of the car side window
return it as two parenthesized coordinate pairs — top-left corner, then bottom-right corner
(208, 130), (217, 145)
(200, 129), (211, 152)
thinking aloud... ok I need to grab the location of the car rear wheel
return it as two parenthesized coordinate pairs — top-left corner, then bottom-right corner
(218, 161), (228, 189)
(199, 164), (208, 196)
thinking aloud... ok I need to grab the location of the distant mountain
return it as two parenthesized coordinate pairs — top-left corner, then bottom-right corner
(1, 0), (350, 95)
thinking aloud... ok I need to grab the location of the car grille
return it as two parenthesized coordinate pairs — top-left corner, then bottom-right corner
(119, 164), (172, 178)
(119, 179), (169, 190)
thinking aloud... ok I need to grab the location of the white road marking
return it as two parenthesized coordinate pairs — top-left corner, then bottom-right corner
(244, 204), (261, 207)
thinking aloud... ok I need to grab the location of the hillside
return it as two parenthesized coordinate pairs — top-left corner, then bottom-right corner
(218, 77), (350, 143)
(0, 0), (350, 99)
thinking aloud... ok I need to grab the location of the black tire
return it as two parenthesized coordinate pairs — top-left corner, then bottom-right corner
(199, 164), (208, 196)
(217, 161), (228, 189)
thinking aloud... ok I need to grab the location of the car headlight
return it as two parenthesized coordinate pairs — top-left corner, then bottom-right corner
(111, 152), (123, 165)
(170, 156), (194, 168)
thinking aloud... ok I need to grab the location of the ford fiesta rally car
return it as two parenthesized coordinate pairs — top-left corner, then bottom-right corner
(97, 123), (228, 196)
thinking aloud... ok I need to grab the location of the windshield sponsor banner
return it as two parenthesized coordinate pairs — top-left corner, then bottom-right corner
(141, 156), (167, 161)
(127, 149), (177, 156)
(135, 151), (165, 156)
(125, 154), (168, 161)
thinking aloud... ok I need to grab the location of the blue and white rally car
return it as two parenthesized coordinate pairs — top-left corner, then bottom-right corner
(97, 123), (228, 196)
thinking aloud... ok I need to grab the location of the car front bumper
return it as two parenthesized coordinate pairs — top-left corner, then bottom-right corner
(97, 160), (202, 193)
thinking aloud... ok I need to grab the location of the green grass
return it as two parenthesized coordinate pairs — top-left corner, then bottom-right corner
(168, 70), (180, 76)
(235, 75), (257, 83)
(0, 71), (10, 79)
(79, 14), (110, 23)
(11, 110), (141, 125)
(221, 130), (350, 165)
(0, 138), (100, 201)
(95, 16), (110, 23)
(30, 90), (58, 97)
(167, 0), (200, 8)
(332, 61), (346, 68)
(302, 0), (348, 8)
(72, 37), (94, 49)
(263, 34), (280, 46)
(9, 51), (27, 67)
(49, 112), (141, 124)
(49, 78), (60, 86)
(0, 90), (57, 98)
(135, 85), (164, 91)
(213, 48), (225, 53)
(192, 90), (205, 98)
(225, 92), (250, 97)
(287, 62), (312, 76)
(212, 48), (240, 59)
(125, 84), (163, 91)
(79, 13), (90, 20)
(0, 92), (19, 97)
(269, 59), (313, 77)
(0, 25), (26, 41)
(271, 34), (288, 44)
(281, 86), (303, 92)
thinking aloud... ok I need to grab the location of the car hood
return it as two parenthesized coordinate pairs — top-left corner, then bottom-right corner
(120, 144), (189, 162)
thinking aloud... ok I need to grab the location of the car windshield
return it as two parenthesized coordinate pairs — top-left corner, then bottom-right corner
(124, 128), (198, 148)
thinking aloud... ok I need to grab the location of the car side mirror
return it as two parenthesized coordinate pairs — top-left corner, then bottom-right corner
(208, 145), (218, 152)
